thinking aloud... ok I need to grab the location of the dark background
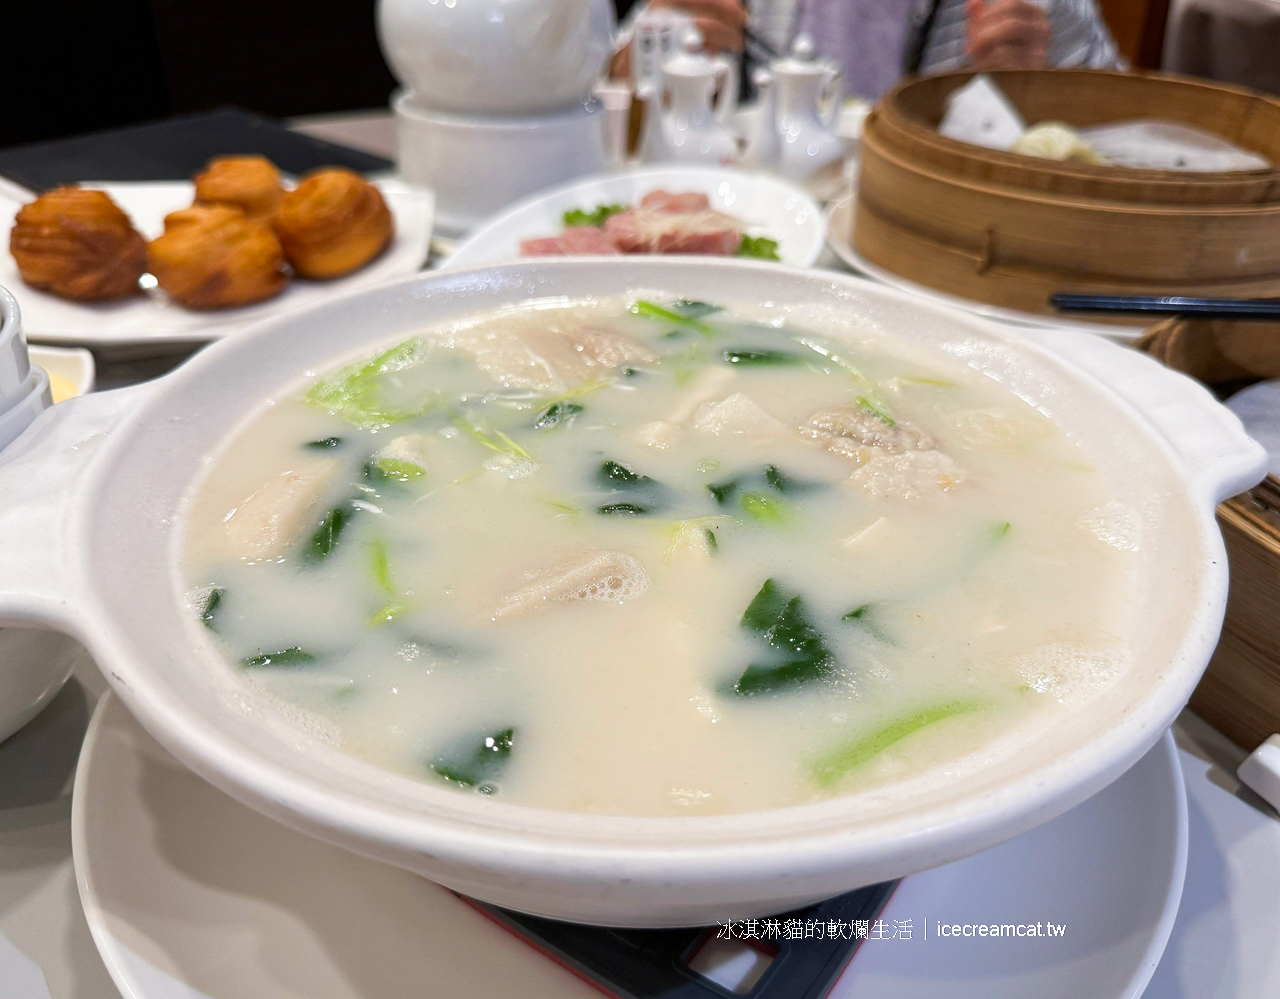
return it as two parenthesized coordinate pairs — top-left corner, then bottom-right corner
(0, 0), (1191, 152)
(1, 0), (397, 149)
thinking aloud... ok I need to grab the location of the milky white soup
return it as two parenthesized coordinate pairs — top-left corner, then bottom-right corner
(181, 297), (1135, 816)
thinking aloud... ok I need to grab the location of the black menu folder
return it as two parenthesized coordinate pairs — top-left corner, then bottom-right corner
(0, 107), (394, 193)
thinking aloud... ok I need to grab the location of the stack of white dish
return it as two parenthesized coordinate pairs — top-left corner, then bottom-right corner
(0, 287), (50, 454)
(379, 0), (614, 235)
(0, 286), (81, 744)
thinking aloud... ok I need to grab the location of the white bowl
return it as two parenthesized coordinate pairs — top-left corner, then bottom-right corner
(377, 0), (615, 116)
(0, 260), (1263, 926)
(0, 627), (81, 743)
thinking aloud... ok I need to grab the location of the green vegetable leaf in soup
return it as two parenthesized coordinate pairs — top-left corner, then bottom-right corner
(722, 349), (804, 367)
(739, 492), (789, 524)
(305, 502), (358, 564)
(812, 701), (982, 787)
(305, 339), (436, 429)
(708, 476), (743, 506)
(534, 401), (584, 430)
(730, 579), (836, 695)
(430, 727), (516, 793)
(364, 458), (426, 492)
(629, 300), (714, 336)
(597, 502), (651, 517)
(599, 459), (654, 488)
(242, 647), (317, 669)
(764, 465), (820, 495)
(842, 603), (895, 644)
(200, 587), (224, 630)
(670, 300), (723, 319)
(741, 577), (788, 632)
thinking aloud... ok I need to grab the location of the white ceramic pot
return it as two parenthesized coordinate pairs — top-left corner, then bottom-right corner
(0, 628), (81, 742)
(0, 287), (75, 744)
(0, 287), (34, 407)
(0, 261), (1263, 926)
(771, 36), (845, 184)
(394, 93), (608, 236)
(377, 0), (615, 116)
(656, 31), (740, 165)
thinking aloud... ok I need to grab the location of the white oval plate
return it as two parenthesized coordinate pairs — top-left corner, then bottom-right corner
(72, 693), (1185, 999)
(825, 192), (1147, 342)
(1, 179), (434, 352)
(442, 165), (826, 271)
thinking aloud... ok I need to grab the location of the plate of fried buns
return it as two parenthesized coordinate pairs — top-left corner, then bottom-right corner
(2, 156), (434, 352)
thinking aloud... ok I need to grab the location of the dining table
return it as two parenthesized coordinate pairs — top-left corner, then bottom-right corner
(0, 110), (1278, 999)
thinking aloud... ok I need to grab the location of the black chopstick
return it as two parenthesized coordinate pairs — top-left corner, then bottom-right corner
(1050, 293), (1280, 320)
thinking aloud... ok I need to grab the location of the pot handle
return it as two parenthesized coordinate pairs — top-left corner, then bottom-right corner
(1028, 328), (1268, 507)
(0, 383), (157, 635)
(713, 55), (740, 125)
(820, 65), (843, 129)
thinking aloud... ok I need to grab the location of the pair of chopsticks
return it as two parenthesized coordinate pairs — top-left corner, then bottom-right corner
(1051, 293), (1280, 320)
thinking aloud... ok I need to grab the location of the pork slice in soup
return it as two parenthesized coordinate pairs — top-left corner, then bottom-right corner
(182, 296), (1135, 816)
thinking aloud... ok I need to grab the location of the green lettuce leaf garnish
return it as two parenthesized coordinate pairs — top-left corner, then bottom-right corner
(736, 235), (781, 261)
(563, 203), (628, 228)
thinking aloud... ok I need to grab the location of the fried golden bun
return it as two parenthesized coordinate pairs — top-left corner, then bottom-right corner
(273, 168), (392, 280)
(148, 205), (288, 309)
(193, 155), (285, 220)
(10, 186), (146, 301)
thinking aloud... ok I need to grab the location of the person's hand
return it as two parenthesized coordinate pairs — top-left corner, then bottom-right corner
(652, 0), (747, 54)
(965, 0), (1050, 70)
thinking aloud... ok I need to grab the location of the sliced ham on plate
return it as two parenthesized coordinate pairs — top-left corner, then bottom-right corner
(519, 226), (622, 256)
(639, 190), (712, 214)
(519, 236), (567, 256)
(561, 225), (622, 254)
(521, 190), (747, 258)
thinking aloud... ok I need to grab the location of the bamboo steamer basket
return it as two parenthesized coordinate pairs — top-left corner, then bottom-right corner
(855, 70), (1280, 324)
(1139, 317), (1280, 750)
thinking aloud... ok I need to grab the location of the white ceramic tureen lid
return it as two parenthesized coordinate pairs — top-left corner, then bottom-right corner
(771, 34), (834, 77)
(663, 27), (719, 79)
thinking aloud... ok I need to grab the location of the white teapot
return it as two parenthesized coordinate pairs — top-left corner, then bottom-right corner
(741, 67), (781, 169)
(770, 34), (844, 183)
(654, 29), (740, 165)
(377, 0), (614, 116)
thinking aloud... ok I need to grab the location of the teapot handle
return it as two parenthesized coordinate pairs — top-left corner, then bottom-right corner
(821, 66), (843, 129)
(714, 55), (740, 124)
